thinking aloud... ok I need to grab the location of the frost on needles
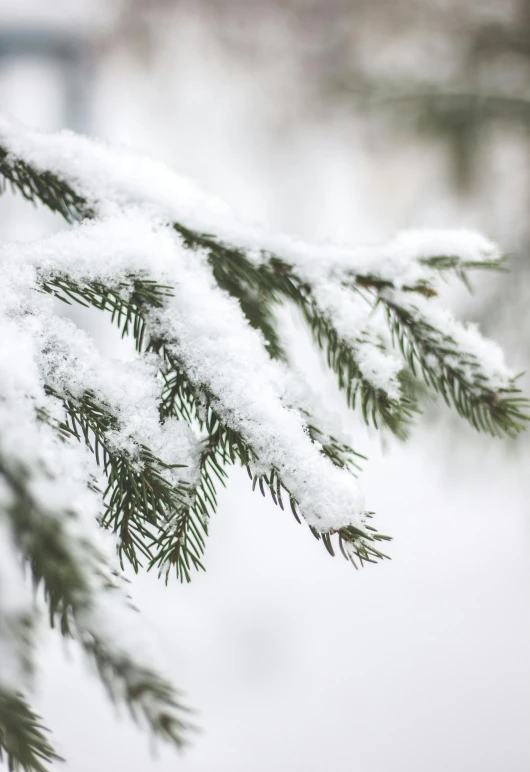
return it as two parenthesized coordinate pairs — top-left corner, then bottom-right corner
(0, 116), (527, 772)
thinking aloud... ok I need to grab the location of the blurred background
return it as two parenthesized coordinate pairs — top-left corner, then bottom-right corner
(0, 0), (529, 770)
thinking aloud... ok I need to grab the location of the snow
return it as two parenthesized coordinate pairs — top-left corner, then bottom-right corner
(0, 115), (502, 293)
(0, 115), (514, 530)
(0, 116), (507, 415)
(242, 227), (500, 291)
(151, 240), (367, 532)
(0, 112), (523, 758)
(0, 114), (232, 226)
(0, 115), (507, 417)
(34, 315), (199, 486)
(308, 281), (403, 400)
(3, 215), (368, 532)
(0, 249), (192, 721)
(0, 242), (199, 481)
(387, 290), (515, 392)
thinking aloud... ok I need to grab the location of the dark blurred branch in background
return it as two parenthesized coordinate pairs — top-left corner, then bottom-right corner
(104, 0), (530, 183)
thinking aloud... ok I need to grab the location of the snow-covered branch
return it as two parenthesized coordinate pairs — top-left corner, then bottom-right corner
(0, 115), (526, 771)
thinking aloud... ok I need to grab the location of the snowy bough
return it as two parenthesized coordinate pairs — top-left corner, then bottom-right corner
(0, 116), (527, 771)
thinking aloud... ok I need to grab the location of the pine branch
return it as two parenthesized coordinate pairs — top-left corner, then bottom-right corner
(43, 269), (251, 578)
(0, 444), (191, 749)
(43, 239), (509, 445)
(419, 252), (508, 275)
(0, 146), (92, 223)
(0, 518), (34, 685)
(4, 115), (527, 772)
(0, 149), (284, 360)
(302, 300), (416, 437)
(0, 691), (62, 772)
(418, 253), (509, 292)
(0, 134), (509, 308)
(47, 388), (189, 572)
(193, 229), (285, 360)
(245, 256), (417, 435)
(1, 455), (91, 636)
(3, 137), (515, 442)
(83, 639), (192, 747)
(1, 132), (525, 577)
(42, 275), (216, 579)
(384, 293), (529, 437)
(148, 430), (230, 582)
(304, 417), (366, 474)
(41, 274), (174, 354)
(43, 266), (383, 571)
(0, 145), (450, 376)
(153, 226), (415, 436)
(155, 333), (390, 566)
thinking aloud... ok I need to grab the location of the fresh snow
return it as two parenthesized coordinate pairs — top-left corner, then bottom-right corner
(0, 246), (190, 715)
(2, 215), (367, 532)
(0, 116), (514, 534)
(0, 115), (501, 291)
(386, 290), (515, 391)
(0, 114), (519, 726)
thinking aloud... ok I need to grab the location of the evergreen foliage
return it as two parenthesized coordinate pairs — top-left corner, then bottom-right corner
(0, 120), (527, 771)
